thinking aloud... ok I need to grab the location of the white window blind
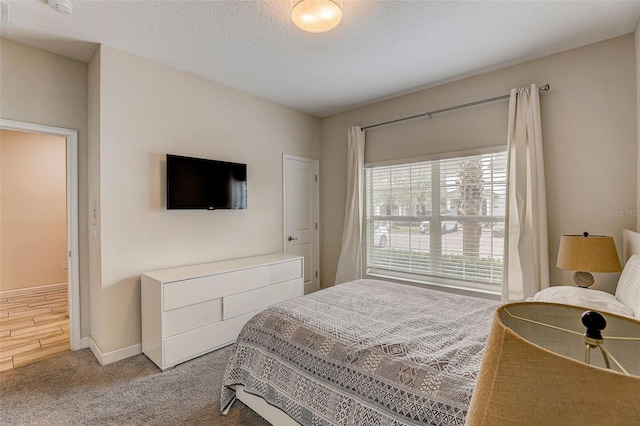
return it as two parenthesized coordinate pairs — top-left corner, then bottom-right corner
(365, 150), (507, 291)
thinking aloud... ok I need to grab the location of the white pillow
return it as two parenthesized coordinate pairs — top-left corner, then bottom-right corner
(615, 254), (640, 318)
(533, 286), (635, 318)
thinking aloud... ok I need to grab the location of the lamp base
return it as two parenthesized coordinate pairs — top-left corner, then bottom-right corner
(573, 271), (595, 288)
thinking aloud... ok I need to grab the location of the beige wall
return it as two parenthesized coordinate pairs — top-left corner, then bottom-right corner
(0, 39), (90, 336)
(87, 46), (104, 351)
(320, 35), (637, 294)
(636, 20), (640, 232)
(0, 130), (67, 290)
(89, 45), (320, 355)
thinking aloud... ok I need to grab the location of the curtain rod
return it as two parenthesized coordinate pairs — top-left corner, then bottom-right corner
(361, 83), (550, 131)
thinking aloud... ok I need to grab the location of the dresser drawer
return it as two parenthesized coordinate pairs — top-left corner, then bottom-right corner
(269, 258), (302, 284)
(223, 278), (303, 320)
(163, 266), (269, 311)
(163, 297), (222, 337)
(163, 311), (256, 367)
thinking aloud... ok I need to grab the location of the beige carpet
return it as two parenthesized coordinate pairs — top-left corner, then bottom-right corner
(0, 345), (270, 425)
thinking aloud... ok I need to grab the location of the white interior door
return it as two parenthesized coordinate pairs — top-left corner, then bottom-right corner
(283, 155), (319, 294)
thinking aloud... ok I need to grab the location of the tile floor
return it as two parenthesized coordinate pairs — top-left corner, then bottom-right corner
(0, 284), (69, 371)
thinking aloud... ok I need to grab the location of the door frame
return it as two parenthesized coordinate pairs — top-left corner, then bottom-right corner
(282, 154), (320, 292)
(0, 119), (80, 350)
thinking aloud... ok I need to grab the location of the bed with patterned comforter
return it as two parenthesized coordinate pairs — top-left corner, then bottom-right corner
(221, 279), (500, 425)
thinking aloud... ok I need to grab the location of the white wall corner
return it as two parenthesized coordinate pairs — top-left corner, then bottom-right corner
(89, 336), (141, 365)
(80, 336), (91, 349)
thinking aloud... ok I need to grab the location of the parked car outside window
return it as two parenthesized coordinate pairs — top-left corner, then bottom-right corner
(419, 221), (430, 234)
(419, 211), (458, 234)
(374, 224), (388, 246)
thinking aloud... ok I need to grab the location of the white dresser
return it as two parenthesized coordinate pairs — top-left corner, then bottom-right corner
(141, 253), (304, 371)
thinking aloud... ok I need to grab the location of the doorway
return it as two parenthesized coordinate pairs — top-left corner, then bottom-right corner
(283, 154), (319, 294)
(0, 119), (79, 370)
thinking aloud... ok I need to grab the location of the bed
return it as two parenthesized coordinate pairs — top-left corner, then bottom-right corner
(221, 229), (640, 425)
(220, 278), (500, 425)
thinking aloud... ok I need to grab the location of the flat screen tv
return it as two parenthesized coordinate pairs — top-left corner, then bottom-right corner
(166, 154), (247, 210)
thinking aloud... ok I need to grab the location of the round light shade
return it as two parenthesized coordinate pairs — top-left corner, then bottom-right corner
(291, 0), (342, 33)
(557, 234), (622, 273)
(467, 302), (640, 425)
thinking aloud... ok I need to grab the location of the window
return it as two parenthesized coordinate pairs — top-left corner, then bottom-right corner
(365, 150), (507, 293)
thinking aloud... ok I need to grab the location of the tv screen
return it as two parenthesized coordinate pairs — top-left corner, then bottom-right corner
(166, 154), (247, 210)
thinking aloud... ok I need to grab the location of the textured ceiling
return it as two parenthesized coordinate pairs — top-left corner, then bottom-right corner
(2, 1), (640, 117)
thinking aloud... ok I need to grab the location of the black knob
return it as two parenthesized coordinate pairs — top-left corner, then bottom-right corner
(582, 310), (606, 340)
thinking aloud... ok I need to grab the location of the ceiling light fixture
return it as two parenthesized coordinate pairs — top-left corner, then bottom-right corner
(291, 0), (342, 33)
(48, 0), (73, 15)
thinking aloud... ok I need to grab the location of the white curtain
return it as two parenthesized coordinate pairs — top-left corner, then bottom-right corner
(502, 84), (550, 301)
(335, 126), (365, 284)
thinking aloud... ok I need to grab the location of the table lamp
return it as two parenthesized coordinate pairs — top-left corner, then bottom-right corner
(466, 302), (640, 425)
(556, 232), (622, 288)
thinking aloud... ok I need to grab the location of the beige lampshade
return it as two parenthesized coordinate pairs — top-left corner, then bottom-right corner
(291, 0), (342, 33)
(557, 234), (622, 273)
(466, 302), (640, 425)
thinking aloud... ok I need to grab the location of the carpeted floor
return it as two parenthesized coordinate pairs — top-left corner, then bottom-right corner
(0, 345), (270, 425)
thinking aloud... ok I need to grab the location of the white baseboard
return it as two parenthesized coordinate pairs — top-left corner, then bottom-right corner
(89, 337), (142, 365)
(0, 282), (67, 298)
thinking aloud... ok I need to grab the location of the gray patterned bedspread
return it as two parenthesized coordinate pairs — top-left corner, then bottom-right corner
(221, 279), (500, 425)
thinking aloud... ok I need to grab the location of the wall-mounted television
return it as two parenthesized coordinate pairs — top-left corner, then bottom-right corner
(166, 154), (247, 210)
